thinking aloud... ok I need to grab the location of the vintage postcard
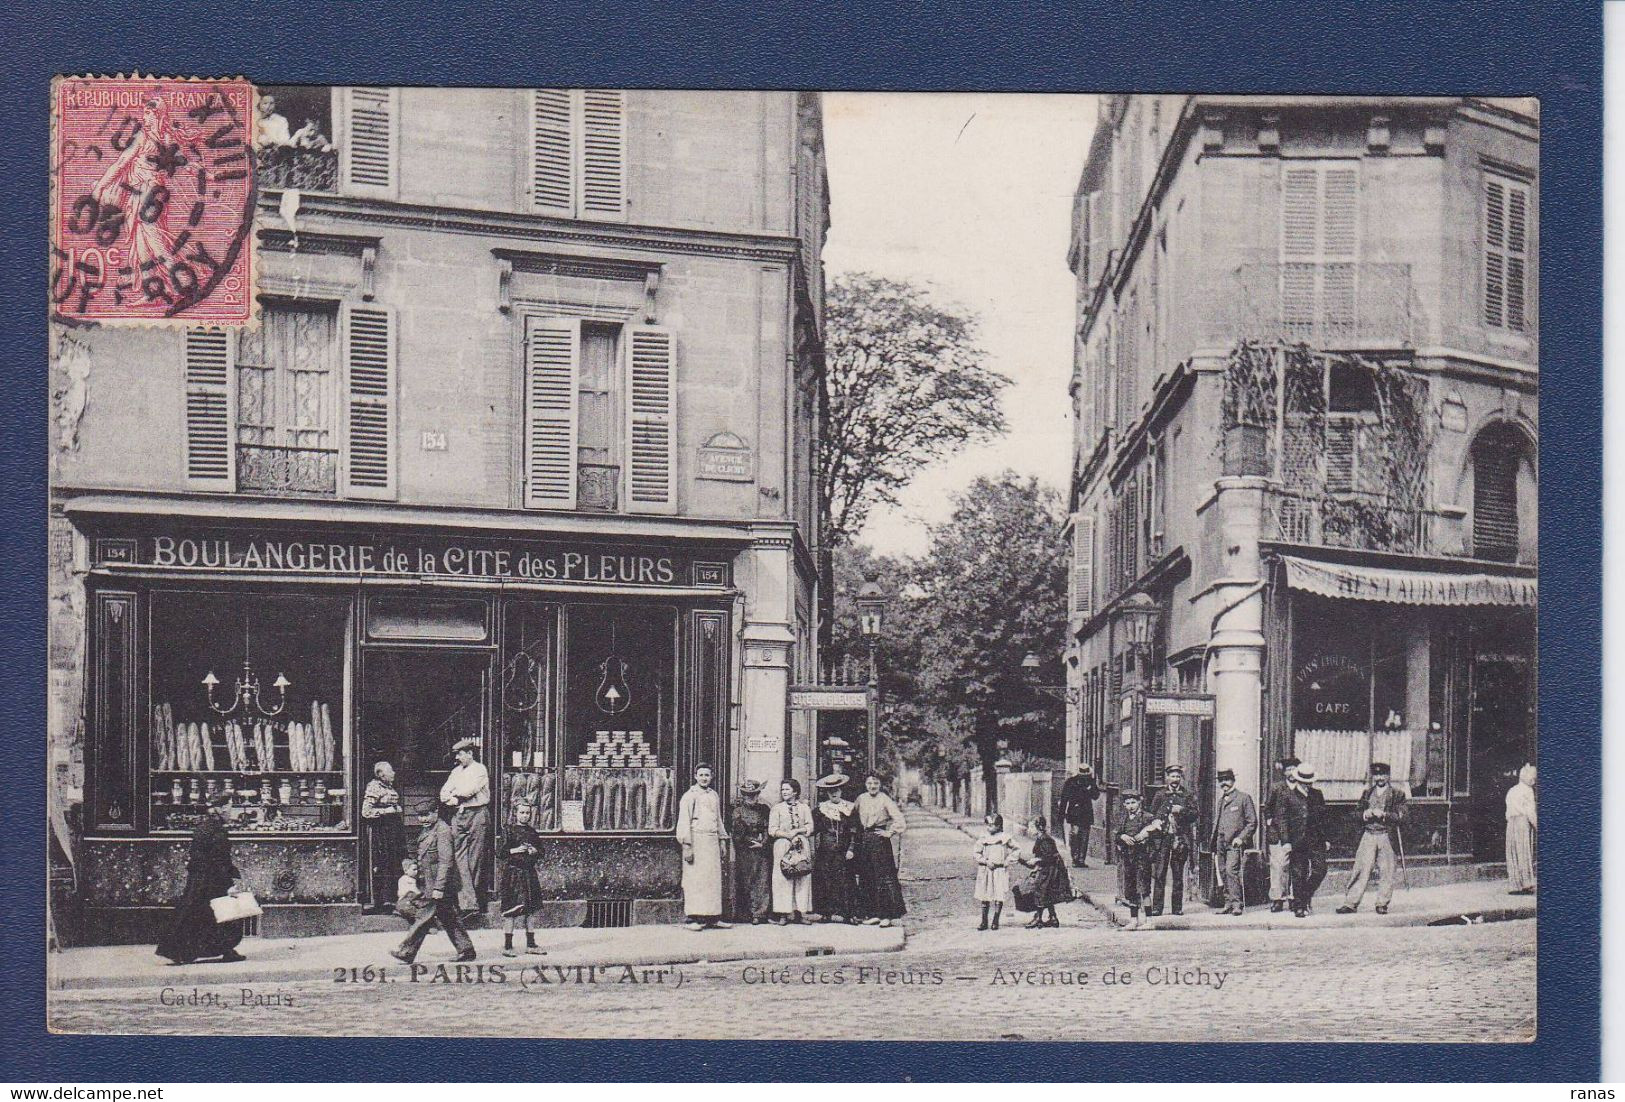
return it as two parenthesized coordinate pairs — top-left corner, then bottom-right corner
(45, 87), (1539, 1044)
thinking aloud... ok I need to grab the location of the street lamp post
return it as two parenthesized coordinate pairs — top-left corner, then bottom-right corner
(856, 574), (888, 774)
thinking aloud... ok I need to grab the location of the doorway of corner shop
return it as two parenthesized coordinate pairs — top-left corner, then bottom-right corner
(357, 594), (497, 912)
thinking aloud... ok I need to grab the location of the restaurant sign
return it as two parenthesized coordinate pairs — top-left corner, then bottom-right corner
(94, 531), (731, 589)
(1279, 556), (1536, 608)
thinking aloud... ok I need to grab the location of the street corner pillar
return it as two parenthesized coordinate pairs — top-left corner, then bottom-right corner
(738, 527), (803, 791)
(1209, 475), (1269, 801)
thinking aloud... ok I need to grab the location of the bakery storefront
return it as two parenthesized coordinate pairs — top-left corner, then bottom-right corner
(76, 520), (736, 943)
(1263, 554), (1537, 865)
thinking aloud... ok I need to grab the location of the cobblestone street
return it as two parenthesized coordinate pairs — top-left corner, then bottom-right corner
(49, 807), (1536, 1042)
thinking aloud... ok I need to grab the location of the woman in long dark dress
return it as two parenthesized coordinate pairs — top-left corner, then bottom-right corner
(1017, 816), (1071, 928)
(156, 793), (246, 964)
(811, 774), (860, 923)
(361, 761), (405, 914)
(851, 773), (907, 926)
(727, 779), (773, 923)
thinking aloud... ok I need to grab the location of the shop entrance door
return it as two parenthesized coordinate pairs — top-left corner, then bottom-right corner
(359, 648), (493, 907)
(1467, 651), (1534, 862)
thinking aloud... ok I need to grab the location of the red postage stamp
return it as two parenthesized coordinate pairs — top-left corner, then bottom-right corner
(51, 76), (257, 326)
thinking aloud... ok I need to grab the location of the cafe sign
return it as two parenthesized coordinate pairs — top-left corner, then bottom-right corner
(94, 531), (732, 589)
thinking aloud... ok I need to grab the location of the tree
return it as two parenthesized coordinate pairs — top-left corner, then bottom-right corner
(820, 273), (1009, 545)
(827, 476), (1069, 812)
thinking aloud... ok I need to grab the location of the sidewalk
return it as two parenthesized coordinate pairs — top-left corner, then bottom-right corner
(923, 804), (1536, 931)
(49, 918), (905, 993)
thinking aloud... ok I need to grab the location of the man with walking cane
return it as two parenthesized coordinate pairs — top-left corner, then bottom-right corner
(1337, 761), (1408, 914)
(1209, 769), (1257, 915)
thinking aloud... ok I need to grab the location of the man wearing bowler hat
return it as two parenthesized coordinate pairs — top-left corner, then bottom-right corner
(1337, 761), (1408, 914)
(1147, 764), (1197, 916)
(1261, 755), (1301, 912)
(1209, 768), (1257, 915)
(440, 737), (491, 918)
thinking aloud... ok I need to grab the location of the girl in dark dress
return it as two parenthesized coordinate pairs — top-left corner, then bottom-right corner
(156, 794), (246, 964)
(1017, 816), (1071, 928)
(497, 799), (545, 957)
(811, 774), (860, 923)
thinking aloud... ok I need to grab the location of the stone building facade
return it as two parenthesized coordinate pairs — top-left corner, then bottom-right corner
(49, 88), (828, 941)
(1063, 96), (1537, 872)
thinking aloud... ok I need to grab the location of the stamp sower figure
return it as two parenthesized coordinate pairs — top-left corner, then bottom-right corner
(1504, 763), (1537, 895)
(852, 772), (908, 927)
(811, 774), (860, 924)
(156, 791), (247, 965)
(1147, 764), (1196, 916)
(1114, 790), (1159, 928)
(728, 778), (773, 924)
(361, 760), (405, 915)
(1337, 761), (1409, 914)
(392, 802), (476, 964)
(1261, 756), (1301, 912)
(676, 763), (731, 931)
(1282, 763), (1330, 918)
(768, 779), (814, 924)
(1056, 763), (1101, 868)
(439, 737), (490, 918)
(973, 812), (1016, 931)
(1209, 768), (1257, 915)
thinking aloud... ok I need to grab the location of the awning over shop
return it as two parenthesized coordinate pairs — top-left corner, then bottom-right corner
(1278, 555), (1537, 607)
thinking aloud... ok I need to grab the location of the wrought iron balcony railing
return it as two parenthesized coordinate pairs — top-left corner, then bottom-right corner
(256, 146), (339, 193)
(236, 444), (338, 497)
(1264, 486), (1431, 556)
(1199, 262), (1415, 350)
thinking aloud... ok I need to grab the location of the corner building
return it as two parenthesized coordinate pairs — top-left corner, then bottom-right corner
(49, 88), (829, 941)
(1063, 97), (1537, 876)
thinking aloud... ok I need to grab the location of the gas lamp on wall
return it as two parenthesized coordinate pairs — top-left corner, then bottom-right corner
(1116, 591), (1162, 675)
(856, 575), (887, 649)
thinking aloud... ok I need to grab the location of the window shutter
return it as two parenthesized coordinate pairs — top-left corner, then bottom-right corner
(1325, 414), (1358, 493)
(1070, 514), (1096, 617)
(1473, 447), (1519, 562)
(183, 329), (235, 490)
(341, 304), (396, 499)
(342, 88), (398, 198)
(529, 89), (575, 216)
(624, 325), (677, 514)
(578, 89), (627, 222)
(1484, 173), (1530, 333)
(524, 318), (580, 510)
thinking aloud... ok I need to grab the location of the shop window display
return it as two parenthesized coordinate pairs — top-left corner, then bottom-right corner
(560, 605), (678, 832)
(500, 604), (560, 831)
(148, 592), (350, 833)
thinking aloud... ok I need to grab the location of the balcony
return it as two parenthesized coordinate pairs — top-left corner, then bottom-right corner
(256, 146), (338, 193)
(1265, 487), (1430, 556)
(237, 444), (338, 497)
(1198, 263), (1414, 350)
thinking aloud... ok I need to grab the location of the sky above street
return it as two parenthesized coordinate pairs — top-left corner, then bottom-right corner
(822, 92), (1098, 557)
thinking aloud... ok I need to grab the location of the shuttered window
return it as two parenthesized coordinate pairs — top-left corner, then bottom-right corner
(1483, 171), (1531, 332)
(341, 88), (398, 198)
(524, 318), (582, 510)
(1280, 161), (1359, 341)
(183, 329), (235, 490)
(624, 326), (677, 514)
(342, 304), (396, 499)
(1069, 514), (1096, 617)
(1472, 430), (1522, 562)
(528, 89), (627, 221)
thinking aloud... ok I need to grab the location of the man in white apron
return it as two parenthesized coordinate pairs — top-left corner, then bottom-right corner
(676, 764), (731, 931)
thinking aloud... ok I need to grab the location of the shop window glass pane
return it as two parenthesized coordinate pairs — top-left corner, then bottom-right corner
(1291, 598), (1372, 801)
(561, 605), (677, 832)
(149, 592), (350, 833)
(500, 604), (559, 832)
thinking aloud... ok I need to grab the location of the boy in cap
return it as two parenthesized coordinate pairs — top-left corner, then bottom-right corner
(1209, 768), (1257, 914)
(1147, 764), (1197, 915)
(1114, 791), (1159, 928)
(1337, 761), (1408, 914)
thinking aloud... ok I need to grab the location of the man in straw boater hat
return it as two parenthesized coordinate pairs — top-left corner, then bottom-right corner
(1337, 761), (1409, 915)
(727, 778), (773, 924)
(1282, 762), (1331, 918)
(675, 763), (731, 931)
(439, 737), (491, 919)
(1209, 768), (1258, 915)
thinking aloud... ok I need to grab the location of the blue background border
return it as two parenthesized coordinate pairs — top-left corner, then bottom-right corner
(2, 0), (1601, 1082)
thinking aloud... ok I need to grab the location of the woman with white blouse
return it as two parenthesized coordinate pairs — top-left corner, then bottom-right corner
(768, 779), (814, 924)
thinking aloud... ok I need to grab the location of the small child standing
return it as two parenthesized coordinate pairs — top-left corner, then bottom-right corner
(498, 799), (545, 957)
(395, 858), (422, 923)
(973, 813), (1016, 931)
